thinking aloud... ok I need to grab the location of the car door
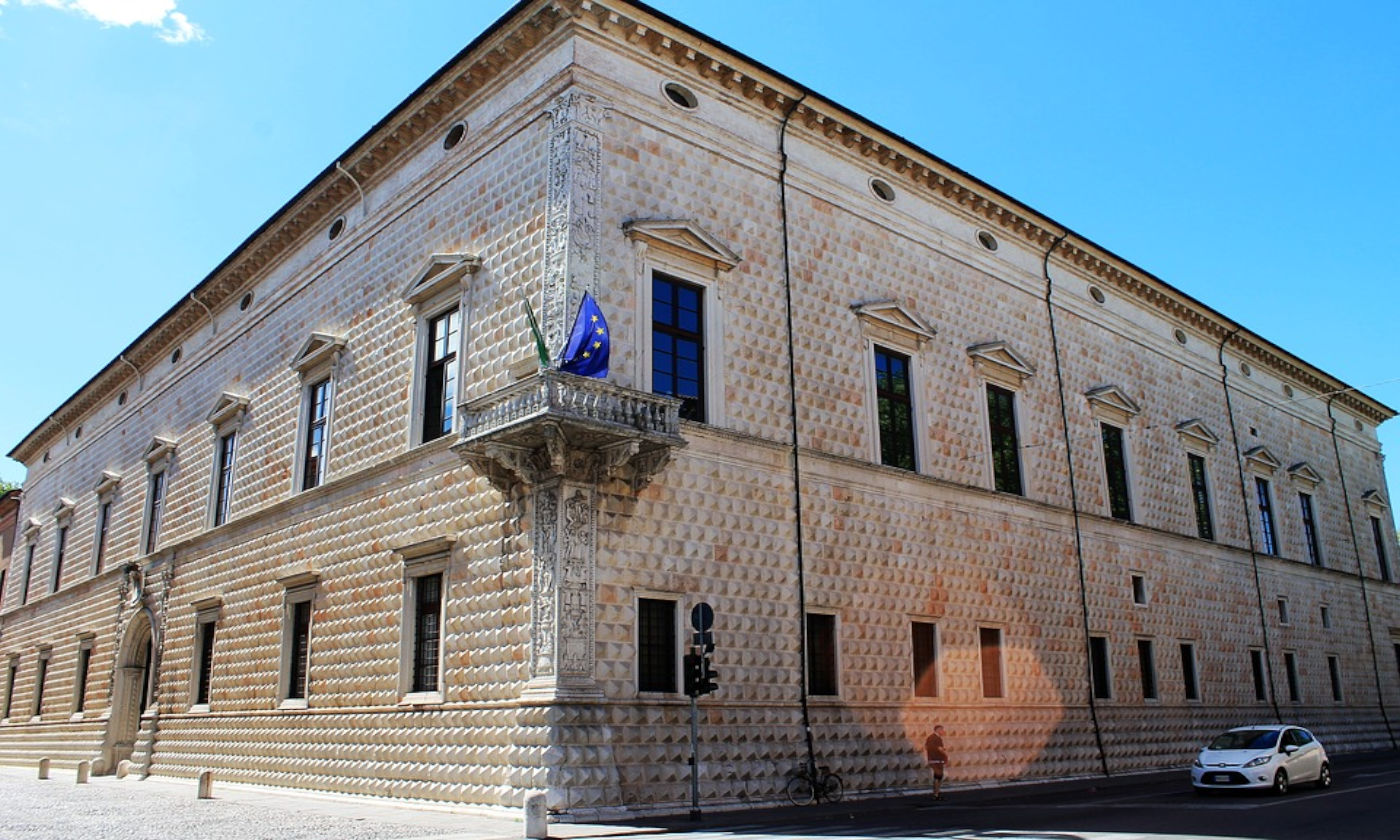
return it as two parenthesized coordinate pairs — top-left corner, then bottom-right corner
(1294, 729), (1322, 780)
(1281, 728), (1315, 782)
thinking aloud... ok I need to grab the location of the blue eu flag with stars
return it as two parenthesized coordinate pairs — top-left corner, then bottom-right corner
(558, 292), (609, 378)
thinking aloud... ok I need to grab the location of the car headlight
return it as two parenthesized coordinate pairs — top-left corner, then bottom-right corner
(1193, 759), (1203, 768)
(1243, 755), (1271, 768)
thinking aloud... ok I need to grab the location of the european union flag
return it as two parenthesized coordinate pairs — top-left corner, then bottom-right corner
(558, 292), (609, 378)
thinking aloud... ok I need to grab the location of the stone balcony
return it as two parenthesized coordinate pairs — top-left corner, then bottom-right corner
(453, 369), (687, 492)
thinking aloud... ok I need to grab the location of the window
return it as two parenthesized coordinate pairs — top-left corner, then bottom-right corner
(1188, 453), (1214, 540)
(192, 615), (216, 707)
(806, 613), (838, 696)
(395, 537), (451, 702)
(1327, 655), (1343, 702)
(212, 431), (237, 526)
(1250, 649), (1268, 702)
(986, 384), (1022, 495)
(1372, 517), (1392, 582)
(51, 525), (67, 593)
(411, 572), (444, 695)
(21, 542), (35, 603)
(874, 347), (915, 470)
(1101, 423), (1132, 521)
(1321, 605), (1331, 629)
(1137, 639), (1158, 700)
(1283, 651), (1301, 702)
(285, 599), (312, 703)
(911, 621), (939, 698)
(74, 639), (93, 713)
(2, 659), (16, 720)
(1089, 636), (1112, 699)
(637, 597), (677, 693)
(1255, 477), (1277, 556)
(301, 377), (331, 491)
(1298, 493), (1321, 566)
(33, 649), (50, 718)
(93, 500), (112, 574)
(1180, 642), (1199, 701)
(1130, 574), (1147, 606)
(980, 627), (1004, 698)
(1277, 597), (1290, 625)
(421, 308), (461, 443)
(652, 273), (706, 422)
(143, 470), (165, 554)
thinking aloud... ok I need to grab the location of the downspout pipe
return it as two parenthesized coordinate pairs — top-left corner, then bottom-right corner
(1041, 232), (1109, 778)
(1325, 397), (1397, 749)
(1217, 328), (1283, 723)
(777, 91), (817, 778)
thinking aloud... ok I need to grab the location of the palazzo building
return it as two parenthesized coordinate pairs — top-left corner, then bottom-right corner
(1, 0), (1396, 819)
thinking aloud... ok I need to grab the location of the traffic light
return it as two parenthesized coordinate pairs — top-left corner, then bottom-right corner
(698, 656), (719, 695)
(683, 652), (703, 697)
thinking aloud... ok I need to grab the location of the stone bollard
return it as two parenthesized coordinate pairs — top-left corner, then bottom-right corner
(115, 760), (132, 779)
(198, 770), (214, 800)
(524, 792), (548, 839)
(76, 760), (91, 784)
(37, 758), (51, 780)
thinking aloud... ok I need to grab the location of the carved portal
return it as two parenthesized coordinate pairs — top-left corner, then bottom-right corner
(543, 91), (608, 354)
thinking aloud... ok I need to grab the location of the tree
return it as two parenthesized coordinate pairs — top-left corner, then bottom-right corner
(0, 480), (20, 494)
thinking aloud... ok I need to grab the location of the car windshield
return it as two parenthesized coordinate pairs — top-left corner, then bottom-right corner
(1208, 729), (1279, 750)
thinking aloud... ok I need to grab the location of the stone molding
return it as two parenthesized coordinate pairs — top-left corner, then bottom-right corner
(622, 219), (741, 272)
(1286, 462), (1324, 489)
(402, 253), (482, 307)
(542, 90), (610, 355)
(852, 300), (936, 351)
(1085, 385), (1142, 426)
(967, 341), (1036, 389)
(1174, 419), (1220, 452)
(1243, 445), (1283, 475)
(205, 393), (250, 429)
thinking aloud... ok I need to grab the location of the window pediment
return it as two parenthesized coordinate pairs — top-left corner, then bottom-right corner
(1085, 385), (1141, 425)
(93, 470), (122, 497)
(1362, 490), (1389, 515)
(22, 517), (42, 542)
(623, 219), (741, 272)
(852, 299), (936, 350)
(402, 252), (481, 307)
(206, 392), (250, 429)
(967, 341), (1036, 388)
(289, 332), (346, 376)
(276, 568), (321, 591)
(53, 497), (76, 522)
(1174, 419), (1220, 451)
(392, 534), (456, 566)
(1287, 462), (1324, 489)
(144, 437), (178, 471)
(1243, 445), (1282, 475)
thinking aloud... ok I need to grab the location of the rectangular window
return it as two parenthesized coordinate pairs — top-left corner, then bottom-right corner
(986, 384), (1023, 495)
(1130, 573), (1147, 606)
(1180, 642), (1199, 701)
(1327, 655), (1343, 702)
(1372, 517), (1392, 582)
(637, 598), (677, 693)
(212, 431), (237, 526)
(1321, 605), (1331, 629)
(21, 543), (35, 603)
(911, 621), (939, 698)
(301, 378), (331, 491)
(93, 500), (112, 574)
(1277, 597), (1290, 625)
(33, 651), (49, 717)
(74, 640), (93, 713)
(51, 525), (67, 593)
(2, 660), (15, 720)
(1251, 649), (1268, 701)
(1255, 477), (1277, 556)
(652, 273), (705, 422)
(1101, 423), (1133, 521)
(1394, 643), (1400, 680)
(286, 599), (312, 702)
(1188, 453), (1214, 540)
(1089, 636), (1112, 700)
(412, 572), (444, 694)
(980, 627), (1004, 698)
(0, 569), (5, 605)
(874, 347), (915, 470)
(1284, 651), (1301, 702)
(193, 618), (216, 706)
(143, 471), (165, 554)
(1137, 639), (1158, 700)
(421, 308), (461, 443)
(1299, 493), (1321, 566)
(806, 613), (838, 696)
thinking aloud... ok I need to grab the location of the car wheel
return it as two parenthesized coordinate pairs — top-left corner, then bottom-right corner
(1315, 763), (1331, 789)
(1273, 769), (1289, 795)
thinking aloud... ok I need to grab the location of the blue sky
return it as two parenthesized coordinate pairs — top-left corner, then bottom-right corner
(1, 0), (1397, 502)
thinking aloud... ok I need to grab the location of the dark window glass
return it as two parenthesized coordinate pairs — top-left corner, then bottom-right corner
(637, 598), (677, 693)
(652, 274), (705, 422)
(21, 544), (35, 603)
(875, 347), (915, 470)
(1255, 478), (1277, 556)
(51, 526), (67, 592)
(94, 501), (112, 573)
(1327, 656), (1343, 702)
(1372, 517), (1392, 582)
(806, 613), (838, 696)
(1393, 643), (1400, 680)
(2, 662), (15, 719)
(0, 570), (5, 606)
(986, 385), (1022, 495)
(144, 471), (165, 554)
(1298, 493), (1321, 566)
(1137, 639), (1158, 699)
(141, 638), (154, 710)
(980, 627), (1004, 698)
(1278, 598), (1290, 625)
(1180, 643), (1199, 701)
(1188, 454), (1214, 540)
(288, 600), (312, 701)
(912, 621), (938, 697)
(422, 309), (461, 443)
(33, 656), (48, 717)
(1131, 574), (1146, 605)
(1089, 636), (1112, 699)
(412, 573), (443, 693)
(302, 378), (331, 490)
(195, 620), (216, 705)
(1284, 652), (1301, 702)
(213, 431), (237, 526)
(1101, 424), (1132, 521)
(75, 645), (92, 713)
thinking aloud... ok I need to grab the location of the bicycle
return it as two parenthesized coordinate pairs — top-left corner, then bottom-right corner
(786, 763), (843, 805)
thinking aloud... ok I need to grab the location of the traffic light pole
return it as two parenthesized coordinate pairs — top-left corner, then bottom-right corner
(688, 694), (700, 821)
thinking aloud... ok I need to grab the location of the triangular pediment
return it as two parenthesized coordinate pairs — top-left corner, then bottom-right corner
(1175, 419), (1220, 450)
(1287, 462), (1324, 488)
(289, 332), (346, 376)
(852, 299), (936, 349)
(967, 341), (1036, 387)
(22, 517), (42, 541)
(53, 497), (76, 521)
(93, 470), (123, 497)
(402, 252), (480, 306)
(144, 436), (178, 469)
(623, 219), (741, 271)
(206, 392), (250, 428)
(1243, 445), (1282, 475)
(1085, 385), (1142, 423)
(1362, 490), (1389, 514)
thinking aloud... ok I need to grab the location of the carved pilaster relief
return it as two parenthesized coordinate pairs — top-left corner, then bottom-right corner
(526, 480), (599, 699)
(543, 91), (609, 354)
(531, 485), (559, 679)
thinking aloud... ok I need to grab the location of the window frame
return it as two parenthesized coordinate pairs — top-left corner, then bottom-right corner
(1179, 641), (1200, 702)
(1130, 573), (1148, 606)
(1187, 453), (1215, 541)
(1371, 516), (1392, 583)
(210, 430), (238, 527)
(636, 595), (680, 695)
(92, 498), (113, 576)
(984, 383), (1025, 496)
(1100, 422), (1134, 522)
(279, 585), (316, 708)
(416, 305), (463, 446)
(50, 523), (68, 594)
(1298, 492), (1322, 567)
(189, 603), (219, 711)
(979, 626), (1006, 699)
(805, 611), (840, 697)
(649, 271), (710, 424)
(1283, 650), (1301, 703)
(1255, 477), (1278, 556)
(72, 636), (94, 716)
(394, 537), (453, 705)
(1277, 596), (1290, 626)
(1089, 635), (1113, 700)
(911, 619), (939, 699)
(872, 345), (918, 471)
(20, 541), (36, 604)
(1326, 654), (1343, 702)
(2, 657), (16, 721)
(32, 648), (51, 720)
(1137, 638), (1158, 701)
(1250, 648), (1268, 702)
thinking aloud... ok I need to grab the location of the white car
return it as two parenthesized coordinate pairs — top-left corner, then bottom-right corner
(1191, 724), (1331, 794)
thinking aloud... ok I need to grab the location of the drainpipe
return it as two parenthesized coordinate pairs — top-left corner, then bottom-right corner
(1216, 329), (1283, 723)
(1325, 397), (1397, 749)
(1040, 232), (1110, 777)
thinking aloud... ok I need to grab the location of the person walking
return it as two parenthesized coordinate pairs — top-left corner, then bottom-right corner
(925, 724), (949, 799)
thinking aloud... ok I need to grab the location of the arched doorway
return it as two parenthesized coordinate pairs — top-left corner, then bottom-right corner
(99, 609), (155, 774)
